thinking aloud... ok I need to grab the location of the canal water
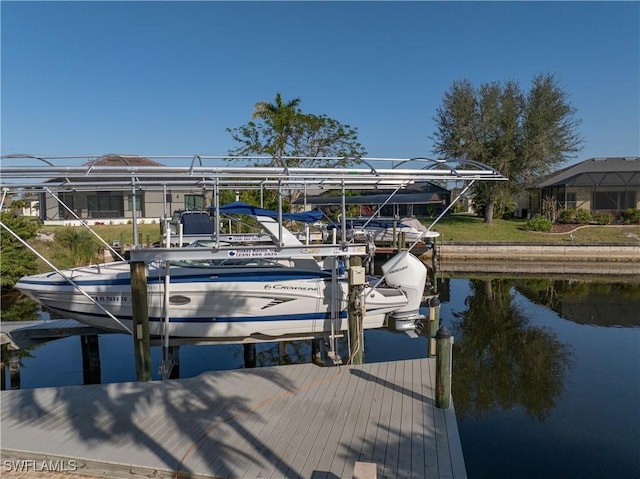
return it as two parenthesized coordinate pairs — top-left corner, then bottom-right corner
(2, 274), (639, 479)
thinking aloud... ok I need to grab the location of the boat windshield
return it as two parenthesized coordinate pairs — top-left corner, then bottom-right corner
(168, 257), (287, 268)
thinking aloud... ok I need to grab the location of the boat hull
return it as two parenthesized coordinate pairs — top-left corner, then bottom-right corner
(15, 262), (409, 338)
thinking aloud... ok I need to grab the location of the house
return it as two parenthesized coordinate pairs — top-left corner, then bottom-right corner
(1, 195), (39, 216)
(39, 155), (212, 225)
(518, 157), (639, 219)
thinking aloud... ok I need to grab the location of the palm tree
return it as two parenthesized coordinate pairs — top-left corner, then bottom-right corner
(252, 93), (301, 157)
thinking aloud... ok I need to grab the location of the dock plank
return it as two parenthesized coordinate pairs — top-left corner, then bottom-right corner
(237, 365), (339, 478)
(335, 361), (381, 478)
(370, 360), (393, 469)
(404, 359), (424, 479)
(312, 361), (364, 479)
(0, 358), (466, 479)
(218, 363), (324, 478)
(295, 365), (354, 479)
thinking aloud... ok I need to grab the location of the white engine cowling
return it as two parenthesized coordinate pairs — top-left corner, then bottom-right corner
(381, 252), (427, 320)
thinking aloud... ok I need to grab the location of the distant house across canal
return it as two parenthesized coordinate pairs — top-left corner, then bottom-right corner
(517, 157), (639, 219)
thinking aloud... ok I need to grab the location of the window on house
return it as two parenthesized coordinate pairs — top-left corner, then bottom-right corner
(593, 191), (636, 211)
(560, 192), (577, 209)
(58, 193), (75, 219)
(127, 193), (144, 215)
(184, 195), (205, 210)
(87, 193), (125, 218)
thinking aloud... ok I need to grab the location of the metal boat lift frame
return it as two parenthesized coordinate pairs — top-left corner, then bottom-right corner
(1, 153), (507, 251)
(1, 154), (507, 374)
(0, 153), (508, 292)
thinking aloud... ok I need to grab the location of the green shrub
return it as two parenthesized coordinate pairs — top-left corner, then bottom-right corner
(594, 212), (614, 225)
(558, 208), (591, 224)
(524, 214), (553, 231)
(574, 209), (591, 224)
(557, 208), (576, 224)
(56, 228), (99, 266)
(620, 208), (640, 224)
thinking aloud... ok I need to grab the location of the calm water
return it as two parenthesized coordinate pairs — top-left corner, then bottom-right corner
(2, 275), (639, 479)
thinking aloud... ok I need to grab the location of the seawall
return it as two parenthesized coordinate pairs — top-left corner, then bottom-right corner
(425, 243), (640, 275)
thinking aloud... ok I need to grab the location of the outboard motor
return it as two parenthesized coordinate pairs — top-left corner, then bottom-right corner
(381, 252), (428, 332)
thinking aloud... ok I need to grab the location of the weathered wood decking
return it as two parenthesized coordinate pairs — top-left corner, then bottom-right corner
(1, 358), (466, 478)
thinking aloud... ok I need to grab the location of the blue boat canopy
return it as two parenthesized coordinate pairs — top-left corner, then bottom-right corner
(213, 201), (324, 223)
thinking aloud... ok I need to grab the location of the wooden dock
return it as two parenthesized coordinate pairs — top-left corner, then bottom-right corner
(0, 319), (107, 349)
(1, 358), (466, 478)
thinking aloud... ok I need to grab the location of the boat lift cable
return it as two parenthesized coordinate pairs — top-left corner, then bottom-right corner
(0, 220), (133, 335)
(44, 188), (126, 261)
(0, 188), (7, 210)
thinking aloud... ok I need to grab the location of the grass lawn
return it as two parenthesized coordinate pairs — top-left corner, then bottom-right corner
(430, 214), (640, 244)
(39, 223), (163, 246)
(34, 214), (640, 245)
(15, 214), (640, 275)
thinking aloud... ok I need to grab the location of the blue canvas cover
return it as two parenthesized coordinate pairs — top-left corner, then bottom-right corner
(214, 201), (323, 223)
(180, 211), (214, 234)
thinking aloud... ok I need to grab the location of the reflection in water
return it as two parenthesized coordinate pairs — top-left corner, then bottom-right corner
(449, 279), (573, 420)
(0, 290), (40, 322)
(515, 278), (640, 327)
(1, 292), (42, 390)
(2, 276), (639, 479)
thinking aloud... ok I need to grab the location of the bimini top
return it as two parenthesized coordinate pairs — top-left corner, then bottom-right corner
(216, 201), (324, 223)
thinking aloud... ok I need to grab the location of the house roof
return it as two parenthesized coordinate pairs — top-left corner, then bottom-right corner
(46, 155), (167, 185)
(86, 154), (165, 167)
(537, 157), (640, 188)
(293, 181), (450, 206)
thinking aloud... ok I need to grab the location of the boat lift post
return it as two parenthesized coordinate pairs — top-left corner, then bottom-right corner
(131, 179), (139, 247)
(160, 262), (173, 380)
(130, 260), (152, 381)
(348, 256), (365, 365)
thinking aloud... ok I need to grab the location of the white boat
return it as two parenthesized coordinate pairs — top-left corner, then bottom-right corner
(15, 251), (427, 339)
(15, 204), (428, 340)
(330, 217), (440, 244)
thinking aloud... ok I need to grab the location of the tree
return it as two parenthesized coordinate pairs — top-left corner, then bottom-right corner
(227, 93), (367, 208)
(1, 212), (39, 289)
(432, 74), (583, 222)
(227, 93), (366, 167)
(250, 93), (302, 158)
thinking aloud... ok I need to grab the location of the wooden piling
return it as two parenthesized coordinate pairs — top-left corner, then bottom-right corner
(348, 256), (365, 365)
(130, 260), (152, 381)
(312, 338), (323, 366)
(243, 343), (256, 368)
(80, 334), (101, 385)
(168, 345), (180, 379)
(8, 347), (20, 390)
(428, 296), (441, 357)
(435, 326), (452, 408)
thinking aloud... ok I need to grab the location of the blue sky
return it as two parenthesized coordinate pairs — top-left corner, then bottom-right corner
(2, 1), (639, 167)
